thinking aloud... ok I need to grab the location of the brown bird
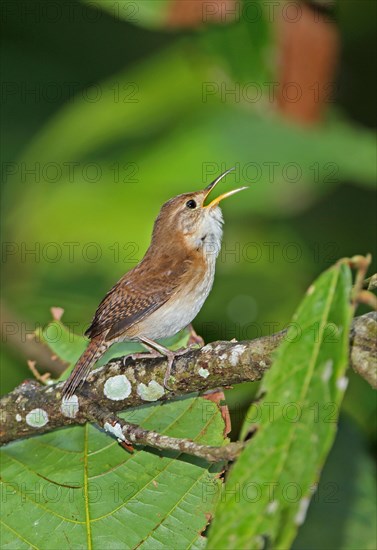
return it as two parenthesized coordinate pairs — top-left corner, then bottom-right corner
(62, 169), (247, 398)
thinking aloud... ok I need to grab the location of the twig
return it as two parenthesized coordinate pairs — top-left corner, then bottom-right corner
(86, 403), (243, 462)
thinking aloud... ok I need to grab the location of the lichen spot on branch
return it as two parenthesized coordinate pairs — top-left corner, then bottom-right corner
(229, 345), (246, 366)
(198, 367), (210, 378)
(104, 375), (132, 400)
(61, 395), (79, 418)
(137, 380), (165, 401)
(25, 408), (49, 428)
(104, 421), (126, 441)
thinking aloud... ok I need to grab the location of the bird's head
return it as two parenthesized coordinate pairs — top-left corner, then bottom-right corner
(151, 168), (247, 255)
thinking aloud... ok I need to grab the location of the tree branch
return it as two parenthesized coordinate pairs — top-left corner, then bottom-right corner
(350, 312), (377, 389)
(86, 402), (244, 462)
(1, 312), (375, 450)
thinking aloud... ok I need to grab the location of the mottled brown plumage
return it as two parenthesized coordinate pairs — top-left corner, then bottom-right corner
(63, 169), (247, 398)
(85, 230), (202, 341)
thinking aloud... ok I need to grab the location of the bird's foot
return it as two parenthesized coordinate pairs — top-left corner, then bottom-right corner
(163, 347), (194, 390)
(135, 336), (197, 391)
(130, 350), (162, 362)
(122, 349), (161, 366)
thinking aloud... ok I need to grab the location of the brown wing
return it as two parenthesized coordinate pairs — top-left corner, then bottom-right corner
(85, 257), (189, 341)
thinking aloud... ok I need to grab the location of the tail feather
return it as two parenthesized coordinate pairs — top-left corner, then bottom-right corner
(62, 336), (109, 398)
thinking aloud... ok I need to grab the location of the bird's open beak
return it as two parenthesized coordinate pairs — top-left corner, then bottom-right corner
(203, 168), (248, 208)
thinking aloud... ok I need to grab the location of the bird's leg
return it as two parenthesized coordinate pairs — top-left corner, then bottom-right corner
(137, 336), (192, 390)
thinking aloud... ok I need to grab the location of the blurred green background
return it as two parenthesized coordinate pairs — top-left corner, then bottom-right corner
(1, 1), (376, 547)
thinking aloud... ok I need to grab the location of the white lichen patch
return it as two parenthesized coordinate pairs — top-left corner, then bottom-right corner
(60, 395), (79, 418)
(336, 376), (348, 391)
(104, 421), (125, 441)
(321, 359), (333, 382)
(104, 375), (131, 400)
(25, 408), (49, 428)
(16, 414), (22, 422)
(229, 345), (246, 366)
(137, 380), (165, 401)
(295, 497), (311, 526)
(198, 367), (210, 378)
(267, 500), (278, 514)
(201, 344), (212, 353)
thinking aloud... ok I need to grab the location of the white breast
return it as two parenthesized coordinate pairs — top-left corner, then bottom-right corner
(136, 255), (216, 341)
(127, 206), (223, 342)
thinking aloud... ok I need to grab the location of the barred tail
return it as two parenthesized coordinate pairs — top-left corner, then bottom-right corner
(62, 336), (109, 398)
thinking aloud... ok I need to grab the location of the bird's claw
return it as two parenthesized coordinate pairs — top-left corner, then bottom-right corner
(163, 347), (194, 391)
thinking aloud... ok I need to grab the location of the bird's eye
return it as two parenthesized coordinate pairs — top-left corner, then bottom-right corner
(186, 199), (197, 209)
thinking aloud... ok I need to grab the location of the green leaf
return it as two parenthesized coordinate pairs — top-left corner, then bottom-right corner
(36, 320), (88, 370)
(1, 310), (217, 547)
(207, 260), (354, 549)
(293, 417), (377, 550)
(1, 395), (225, 549)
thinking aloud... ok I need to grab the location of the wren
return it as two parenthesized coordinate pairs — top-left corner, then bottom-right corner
(62, 168), (247, 397)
